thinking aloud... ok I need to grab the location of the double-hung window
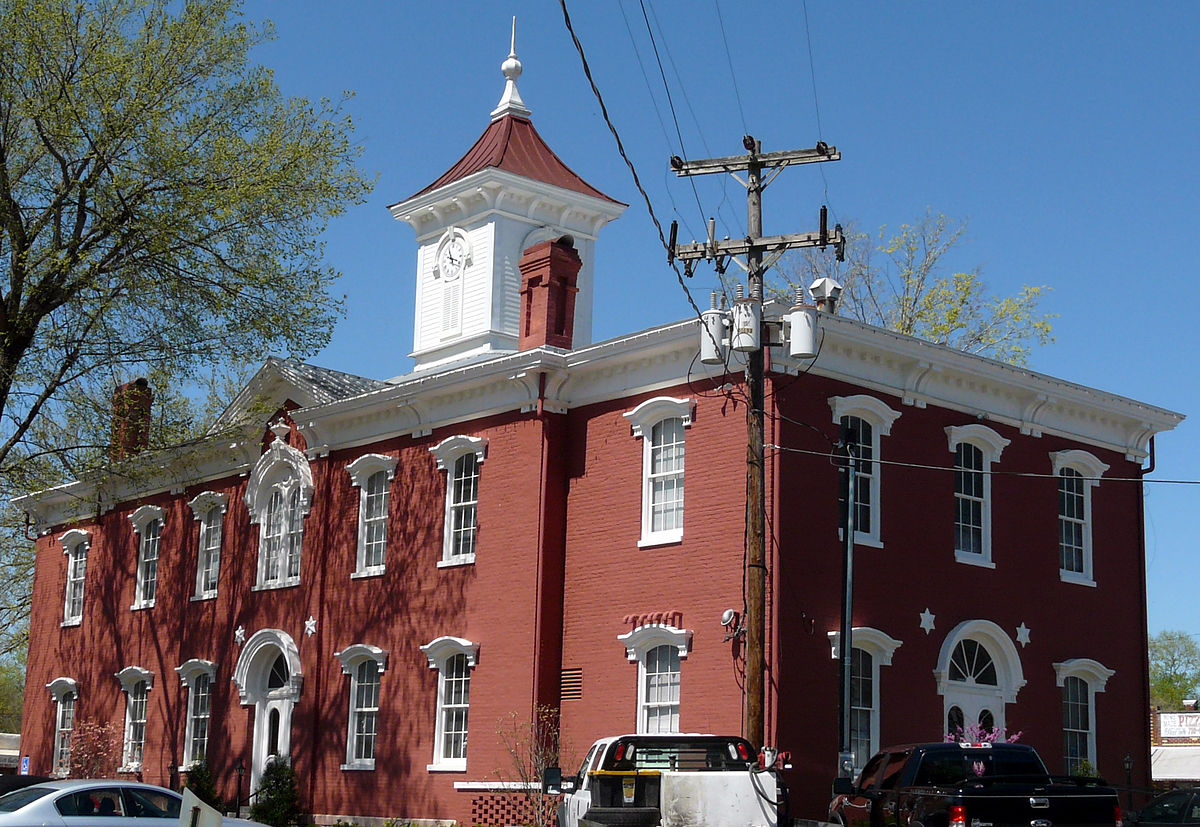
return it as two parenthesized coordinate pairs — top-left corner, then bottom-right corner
(1054, 658), (1114, 774)
(60, 530), (91, 625)
(129, 506), (164, 610)
(335, 644), (388, 770)
(245, 422), (314, 590)
(187, 493), (227, 600)
(624, 397), (694, 547)
(48, 678), (77, 777)
(176, 659), (216, 768)
(827, 626), (902, 772)
(829, 396), (901, 548)
(1050, 450), (1109, 586)
(946, 425), (1010, 568)
(347, 455), (398, 577)
(420, 636), (478, 771)
(116, 667), (153, 772)
(430, 436), (488, 567)
(618, 623), (692, 734)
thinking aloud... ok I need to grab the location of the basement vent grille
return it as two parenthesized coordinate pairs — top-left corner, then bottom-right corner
(561, 668), (583, 700)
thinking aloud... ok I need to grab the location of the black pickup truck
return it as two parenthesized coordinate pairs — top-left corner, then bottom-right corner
(830, 742), (1122, 827)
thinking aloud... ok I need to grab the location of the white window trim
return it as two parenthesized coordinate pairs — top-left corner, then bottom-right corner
(1050, 450), (1109, 587)
(187, 492), (227, 600)
(827, 627), (902, 766)
(624, 397), (694, 548)
(175, 659), (216, 770)
(47, 677), (77, 778)
(245, 432), (314, 590)
(617, 624), (692, 734)
(115, 666), (153, 773)
(335, 644), (389, 770)
(829, 395), (901, 548)
(946, 425), (1010, 568)
(420, 636), (478, 772)
(128, 506), (164, 610)
(1054, 658), (1114, 770)
(346, 454), (398, 577)
(430, 436), (487, 567)
(59, 529), (91, 626)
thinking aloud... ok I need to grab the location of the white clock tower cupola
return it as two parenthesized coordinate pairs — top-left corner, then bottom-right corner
(388, 22), (626, 372)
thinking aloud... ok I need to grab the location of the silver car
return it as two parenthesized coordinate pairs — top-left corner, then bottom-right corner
(0, 779), (264, 827)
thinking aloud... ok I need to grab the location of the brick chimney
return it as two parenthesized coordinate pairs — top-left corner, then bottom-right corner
(518, 237), (582, 351)
(111, 378), (153, 461)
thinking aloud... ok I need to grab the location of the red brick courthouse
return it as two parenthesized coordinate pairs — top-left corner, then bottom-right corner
(17, 44), (1182, 825)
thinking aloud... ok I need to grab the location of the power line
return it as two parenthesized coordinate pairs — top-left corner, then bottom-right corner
(713, 0), (748, 133)
(637, 0), (707, 228)
(800, 0), (832, 207)
(767, 442), (1200, 485)
(558, 0), (712, 329)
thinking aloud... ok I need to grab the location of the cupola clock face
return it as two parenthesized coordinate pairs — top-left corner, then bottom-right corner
(435, 229), (471, 281)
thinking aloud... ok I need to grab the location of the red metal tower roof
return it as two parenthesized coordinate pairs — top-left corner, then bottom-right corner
(408, 113), (623, 205)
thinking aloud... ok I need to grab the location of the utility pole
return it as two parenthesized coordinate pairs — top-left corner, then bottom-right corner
(669, 138), (841, 748)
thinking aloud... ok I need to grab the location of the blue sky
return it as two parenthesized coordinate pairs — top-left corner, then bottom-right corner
(240, 1), (1199, 635)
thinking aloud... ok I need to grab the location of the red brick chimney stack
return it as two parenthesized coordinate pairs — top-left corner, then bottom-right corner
(518, 237), (582, 351)
(111, 377), (153, 461)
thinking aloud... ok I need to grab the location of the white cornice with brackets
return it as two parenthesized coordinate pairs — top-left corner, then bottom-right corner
(15, 425), (262, 533)
(771, 310), (1180, 461)
(16, 307), (1182, 530)
(390, 168), (625, 242)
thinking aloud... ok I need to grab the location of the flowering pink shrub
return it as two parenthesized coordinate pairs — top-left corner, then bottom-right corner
(944, 723), (1022, 744)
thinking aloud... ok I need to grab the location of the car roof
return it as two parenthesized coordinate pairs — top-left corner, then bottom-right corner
(17, 779), (178, 792)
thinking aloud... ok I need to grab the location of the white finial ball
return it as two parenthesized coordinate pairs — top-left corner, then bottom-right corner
(502, 54), (522, 81)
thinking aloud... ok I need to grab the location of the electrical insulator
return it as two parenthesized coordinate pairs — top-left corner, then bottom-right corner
(730, 297), (761, 352)
(699, 292), (728, 365)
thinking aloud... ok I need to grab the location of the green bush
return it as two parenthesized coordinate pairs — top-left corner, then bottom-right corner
(183, 760), (226, 813)
(249, 759), (304, 827)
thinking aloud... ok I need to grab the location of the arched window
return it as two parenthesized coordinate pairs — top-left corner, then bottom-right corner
(59, 529), (91, 625)
(129, 506), (164, 609)
(1050, 450), (1108, 586)
(1054, 658), (1114, 773)
(115, 666), (153, 771)
(827, 626), (902, 769)
(624, 397), (694, 547)
(188, 492), (227, 600)
(618, 623), (692, 734)
(949, 639), (998, 685)
(346, 455), (397, 576)
(47, 677), (77, 777)
(936, 620), (1025, 738)
(335, 644), (388, 769)
(245, 424), (313, 589)
(420, 636), (479, 770)
(430, 437), (487, 566)
(176, 659), (216, 767)
(829, 395), (901, 547)
(946, 425), (1010, 567)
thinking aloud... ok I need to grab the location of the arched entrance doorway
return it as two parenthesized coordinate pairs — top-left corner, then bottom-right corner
(232, 629), (303, 794)
(935, 620), (1025, 739)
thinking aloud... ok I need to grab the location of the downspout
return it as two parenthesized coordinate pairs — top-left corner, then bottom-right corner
(1135, 435), (1155, 794)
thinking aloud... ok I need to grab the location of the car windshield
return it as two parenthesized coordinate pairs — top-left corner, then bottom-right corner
(601, 737), (753, 771)
(0, 786), (53, 812)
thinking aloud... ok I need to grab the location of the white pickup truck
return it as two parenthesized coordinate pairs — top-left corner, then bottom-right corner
(542, 733), (786, 827)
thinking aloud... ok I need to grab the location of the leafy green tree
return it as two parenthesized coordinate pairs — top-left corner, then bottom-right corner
(0, 653), (24, 731)
(1150, 630), (1200, 710)
(776, 211), (1054, 366)
(249, 758), (303, 827)
(0, 0), (371, 700)
(0, 0), (372, 484)
(183, 760), (227, 814)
